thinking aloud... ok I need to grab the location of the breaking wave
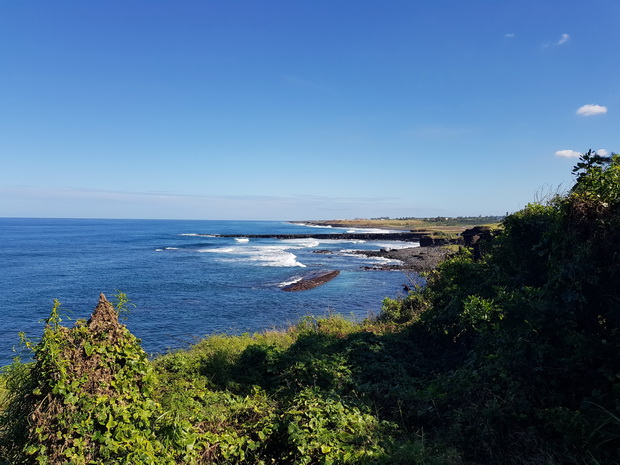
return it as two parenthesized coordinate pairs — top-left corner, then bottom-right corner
(198, 244), (307, 267)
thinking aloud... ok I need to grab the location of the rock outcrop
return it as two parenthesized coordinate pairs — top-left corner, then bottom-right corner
(461, 226), (494, 260)
(282, 270), (340, 291)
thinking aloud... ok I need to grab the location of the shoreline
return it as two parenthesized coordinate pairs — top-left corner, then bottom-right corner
(293, 220), (459, 273)
(314, 246), (453, 273)
(357, 246), (453, 272)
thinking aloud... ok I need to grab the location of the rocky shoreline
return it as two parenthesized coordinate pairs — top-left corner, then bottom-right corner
(358, 246), (453, 272)
(314, 246), (453, 273)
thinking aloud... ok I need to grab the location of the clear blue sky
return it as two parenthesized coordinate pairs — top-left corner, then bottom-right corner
(1, 1), (618, 220)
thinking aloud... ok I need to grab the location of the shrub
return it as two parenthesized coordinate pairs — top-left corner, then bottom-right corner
(0, 294), (175, 464)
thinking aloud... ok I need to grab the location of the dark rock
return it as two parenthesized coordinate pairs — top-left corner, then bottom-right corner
(461, 226), (494, 260)
(208, 232), (423, 242)
(282, 270), (340, 292)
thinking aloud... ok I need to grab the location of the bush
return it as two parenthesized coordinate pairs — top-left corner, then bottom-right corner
(0, 294), (175, 464)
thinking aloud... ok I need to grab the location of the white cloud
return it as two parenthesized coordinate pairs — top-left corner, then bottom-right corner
(504, 33), (515, 39)
(544, 33), (570, 48)
(555, 149), (582, 158)
(576, 104), (608, 116)
(596, 149), (609, 156)
(558, 33), (570, 45)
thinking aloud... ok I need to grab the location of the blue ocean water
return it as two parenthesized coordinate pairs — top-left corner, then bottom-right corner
(0, 218), (419, 367)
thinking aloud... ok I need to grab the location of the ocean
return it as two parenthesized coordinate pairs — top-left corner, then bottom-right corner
(0, 218), (420, 367)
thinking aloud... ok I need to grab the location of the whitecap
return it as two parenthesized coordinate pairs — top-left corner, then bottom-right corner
(344, 227), (403, 234)
(372, 242), (420, 250)
(197, 244), (306, 267)
(289, 222), (333, 229)
(281, 238), (321, 248)
(316, 239), (366, 245)
(235, 237), (250, 243)
(278, 276), (303, 287)
(369, 256), (403, 265)
(198, 247), (235, 253)
(247, 247), (306, 267)
(340, 251), (366, 258)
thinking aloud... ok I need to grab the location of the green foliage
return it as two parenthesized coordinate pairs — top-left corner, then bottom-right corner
(0, 295), (176, 464)
(279, 388), (391, 464)
(407, 150), (620, 463)
(150, 313), (451, 464)
(400, 215), (505, 226)
(571, 150), (620, 203)
(378, 287), (428, 325)
(112, 290), (136, 319)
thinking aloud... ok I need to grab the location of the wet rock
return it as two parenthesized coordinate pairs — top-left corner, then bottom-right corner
(282, 270), (340, 291)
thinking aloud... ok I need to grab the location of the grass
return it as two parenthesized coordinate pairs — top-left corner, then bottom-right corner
(300, 218), (502, 237)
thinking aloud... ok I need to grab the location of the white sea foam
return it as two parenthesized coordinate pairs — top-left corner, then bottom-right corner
(338, 249), (366, 257)
(372, 242), (420, 250)
(179, 233), (217, 237)
(235, 237), (250, 243)
(289, 222), (333, 229)
(340, 250), (366, 257)
(198, 244), (306, 267)
(344, 227), (404, 234)
(317, 239), (366, 245)
(198, 247), (235, 253)
(278, 276), (303, 287)
(155, 247), (179, 252)
(246, 247), (306, 267)
(370, 257), (403, 265)
(281, 238), (321, 248)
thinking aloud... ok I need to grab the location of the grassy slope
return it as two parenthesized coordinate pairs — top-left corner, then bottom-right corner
(152, 315), (461, 464)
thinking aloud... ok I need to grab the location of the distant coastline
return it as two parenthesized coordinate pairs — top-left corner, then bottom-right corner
(288, 219), (464, 273)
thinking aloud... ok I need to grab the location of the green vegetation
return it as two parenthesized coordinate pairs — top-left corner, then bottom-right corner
(300, 218), (481, 235)
(1, 151), (619, 464)
(403, 215), (505, 226)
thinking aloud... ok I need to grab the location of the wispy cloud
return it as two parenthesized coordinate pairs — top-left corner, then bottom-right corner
(544, 33), (570, 48)
(576, 104), (608, 116)
(555, 149), (581, 158)
(596, 149), (609, 156)
(504, 33), (515, 39)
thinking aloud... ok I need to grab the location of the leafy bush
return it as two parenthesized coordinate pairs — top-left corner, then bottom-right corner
(0, 295), (175, 464)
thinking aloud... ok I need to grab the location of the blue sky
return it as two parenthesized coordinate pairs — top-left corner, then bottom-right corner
(1, 1), (618, 220)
